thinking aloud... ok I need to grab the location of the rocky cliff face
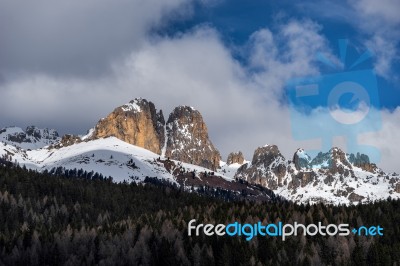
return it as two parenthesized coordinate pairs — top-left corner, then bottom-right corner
(235, 145), (287, 189)
(347, 152), (378, 173)
(227, 151), (244, 165)
(90, 99), (221, 171)
(91, 98), (165, 154)
(51, 134), (82, 149)
(165, 106), (221, 171)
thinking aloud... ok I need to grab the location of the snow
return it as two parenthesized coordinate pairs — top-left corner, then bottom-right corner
(121, 101), (141, 112)
(21, 137), (175, 183)
(218, 160), (248, 179)
(275, 161), (400, 205)
(311, 162), (329, 169)
(160, 124), (167, 158)
(235, 147), (400, 205)
(296, 149), (311, 161)
(81, 128), (94, 141)
(0, 137), (234, 184)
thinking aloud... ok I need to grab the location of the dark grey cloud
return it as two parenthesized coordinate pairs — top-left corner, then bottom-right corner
(0, 0), (190, 78)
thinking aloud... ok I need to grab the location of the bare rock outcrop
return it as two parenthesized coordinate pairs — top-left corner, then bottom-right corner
(51, 134), (82, 148)
(91, 98), (165, 154)
(235, 145), (287, 190)
(395, 183), (400, 194)
(227, 151), (244, 165)
(165, 106), (221, 171)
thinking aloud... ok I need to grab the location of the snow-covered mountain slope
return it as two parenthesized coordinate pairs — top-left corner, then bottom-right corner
(0, 126), (60, 149)
(218, 160), (249, 179)
(276, 159), (400, 205)
(0, 137), (233, 184)
(0, 137), (277, 201)
(235, 146), (400, 205)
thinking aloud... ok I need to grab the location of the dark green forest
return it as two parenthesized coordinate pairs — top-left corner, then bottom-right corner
(0, 161), (399, 266)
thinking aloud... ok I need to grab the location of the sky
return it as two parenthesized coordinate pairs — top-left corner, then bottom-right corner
(0, 0), (399, 172)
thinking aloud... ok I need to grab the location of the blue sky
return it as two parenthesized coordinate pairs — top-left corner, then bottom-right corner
(172, 0), (400, 110)
(0, 0), (399, 171)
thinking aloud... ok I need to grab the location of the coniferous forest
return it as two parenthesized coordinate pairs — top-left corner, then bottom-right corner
(0, 161), (399, 266)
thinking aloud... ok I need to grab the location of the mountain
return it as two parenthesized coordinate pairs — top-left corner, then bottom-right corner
(90, 98), (220, 170)
(235, 145), (400, 204)
(0, 126), (60, 149)
(165, 106), (221, 171)
(1, 98), (399, 205)
(0, 137), (274, 202)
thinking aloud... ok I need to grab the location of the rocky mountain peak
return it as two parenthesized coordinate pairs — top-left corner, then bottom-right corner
(90, 101), (221, 171)
(309, 147), (351, 170)
(235, 145), (287, 189)
(233, 143), (397, 204)
(165, 105), (221, 170)
(91, 98), (165, 154)
(307, 147), (377, 174)
(120, 98), (146, 113)
(348, 152), (377, 173)
(227, 151), (244, 165)
(252, 145), (284, 166)
(293, 148), (311, 170)
(0, 126), (60, 149)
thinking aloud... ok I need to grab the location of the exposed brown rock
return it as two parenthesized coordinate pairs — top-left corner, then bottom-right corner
(395, 183), (400, 193)
(91, 98), (165, 154)
(297, 171), (315, 187)
(227, 151), (244, 165)
(89, 100), (221, 170)
(347, 152), (377, 173)
(58, 134), (81, 148)
(165, 106), (221, 171)
(355, 162), (378, 173)
(348, 192), (365, 202)
(235, 145), (287, 190)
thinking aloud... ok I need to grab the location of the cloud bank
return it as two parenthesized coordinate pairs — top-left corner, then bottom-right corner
(0, 1), (399, 173)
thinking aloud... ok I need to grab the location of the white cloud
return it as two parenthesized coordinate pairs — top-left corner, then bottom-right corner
(247, 20), (331, 98)
(349, 0), (400, 79)
(296, 0), (400, 79)
(351, 0), (400, 25)
(359, 107), (400, 173)
(365, 35), (399, 79)
(0, 21), (327, 156)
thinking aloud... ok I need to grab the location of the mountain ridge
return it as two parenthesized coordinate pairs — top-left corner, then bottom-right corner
(1, 98), (399, 205)
(0, 126), (60, 150)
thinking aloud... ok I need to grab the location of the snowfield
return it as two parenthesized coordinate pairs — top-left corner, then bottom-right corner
(1, 137), (234, 184)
